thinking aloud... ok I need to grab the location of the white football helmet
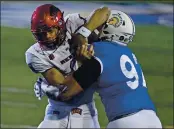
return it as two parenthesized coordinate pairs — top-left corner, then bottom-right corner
(100, 10), (135, 46)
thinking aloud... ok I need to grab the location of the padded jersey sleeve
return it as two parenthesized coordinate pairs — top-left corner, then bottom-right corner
(25, 52), (53, 73)
(64, 13), (86, 34)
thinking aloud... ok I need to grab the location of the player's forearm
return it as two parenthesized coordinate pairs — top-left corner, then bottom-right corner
(62, 75), (84, 97)
(76, 7), (110, 41)
(59, 57), (101, 99)
(46, 76), (65, 87)
(42, 67), (82, 93)
(42, 68), (65, 87)
(73, 7), (111, 44)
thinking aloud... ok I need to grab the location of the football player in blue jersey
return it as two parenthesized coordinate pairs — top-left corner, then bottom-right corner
(57, 10), (162, 128)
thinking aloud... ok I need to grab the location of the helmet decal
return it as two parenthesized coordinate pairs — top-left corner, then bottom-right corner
(108, 14), (123, 28)
(100, 10), (135, 45)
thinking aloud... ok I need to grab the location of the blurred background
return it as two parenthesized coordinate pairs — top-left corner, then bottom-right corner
(1, 1), (173, 128)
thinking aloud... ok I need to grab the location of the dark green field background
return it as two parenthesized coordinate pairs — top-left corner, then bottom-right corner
(1, 25), (173, 128)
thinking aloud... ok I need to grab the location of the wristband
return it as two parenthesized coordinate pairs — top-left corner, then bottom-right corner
(77, 26), (91, 38)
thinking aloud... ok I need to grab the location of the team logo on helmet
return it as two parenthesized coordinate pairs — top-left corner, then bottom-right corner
(108, 14), (123, 27)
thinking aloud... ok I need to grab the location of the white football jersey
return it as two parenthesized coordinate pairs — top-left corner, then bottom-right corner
(25, 13), (86, 75)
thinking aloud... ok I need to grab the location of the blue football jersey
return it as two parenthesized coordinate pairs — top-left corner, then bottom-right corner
(93, 41), (156, 122)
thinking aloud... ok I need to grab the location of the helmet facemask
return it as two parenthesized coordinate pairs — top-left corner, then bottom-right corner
(32, 25), (66, 49)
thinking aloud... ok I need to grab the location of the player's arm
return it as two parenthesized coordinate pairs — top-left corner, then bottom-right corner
(42, 45), (97, 87)
(39, 57), (101, 91)
(25, 52), (66, 87)
(69, 7), (110, 55)
(42, 67), (65, 86)
(60, 57), (103, 99)
(26, 45), (96, 88)
(75, 6), (110, 43)
(67, 7), (110, 61)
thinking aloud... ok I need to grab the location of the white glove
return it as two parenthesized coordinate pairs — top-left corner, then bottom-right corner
(34, 77), (67, 101)
(34, 77), (45, 100)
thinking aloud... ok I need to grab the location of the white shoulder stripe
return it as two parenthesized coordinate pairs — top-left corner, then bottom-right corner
(94, 56), (103, 74)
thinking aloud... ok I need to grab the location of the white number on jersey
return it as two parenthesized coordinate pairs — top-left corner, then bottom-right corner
(120, 54), (147, 89)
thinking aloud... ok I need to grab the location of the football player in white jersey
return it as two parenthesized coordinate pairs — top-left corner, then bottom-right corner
(25, 4), (110, 128)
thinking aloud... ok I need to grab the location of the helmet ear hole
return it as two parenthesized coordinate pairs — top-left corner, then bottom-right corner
(122, 20), (125, 26)
(119, 36), (124, 41)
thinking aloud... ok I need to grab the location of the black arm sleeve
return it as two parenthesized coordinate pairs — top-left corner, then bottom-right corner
(73, 57), (101, 90)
